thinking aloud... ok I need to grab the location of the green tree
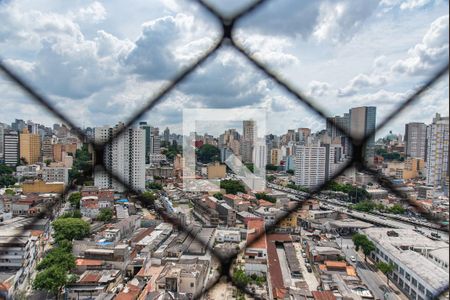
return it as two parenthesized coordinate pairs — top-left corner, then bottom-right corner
(244, 163), (254, 173)
(265, 164), (278, 171)
(266, 175), (276, 182)
(286, 183), (309, 193)
(352, 233), (375, 262)
(377, 262), (395, 287)
(196, 144), (220, 163)
(68, 192), (82, 209)
(140, 191), (157, 208)
(37, 248), (76, 271)
(0, 164), (14, 175)
(220, 180), (246, 195)
(213, 192), (223, 200)
(52, 218), (90, 242)
(4, 188), (15, 195)
(232, 268), (251, 287)
(0, 175), (16, 188)
(388, 204), (405, 214)
(255, 192), (276, 203)
(33, 265), (68, 296)
(44, 159), (52, 166)
(146, 182), (163, 190)
(60, 210), (82, 219)
(97, 208), (114, 222)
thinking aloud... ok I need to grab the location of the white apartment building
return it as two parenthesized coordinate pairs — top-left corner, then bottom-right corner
(0, 230), (38, 289)
(364, 228), (449, 300)
(94, 123), (145, 192)
(294, 146), (326, 188)
(426, 114), (449, 190)
(16, 165), (40, 178)
(42, 166), (69, 185)
(3, 131), (19, 167)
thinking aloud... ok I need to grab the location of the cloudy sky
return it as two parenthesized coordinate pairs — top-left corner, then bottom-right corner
(0, 0), (448, 138)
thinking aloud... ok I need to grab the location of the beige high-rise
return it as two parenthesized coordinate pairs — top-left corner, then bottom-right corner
(19, 128), (41, 164)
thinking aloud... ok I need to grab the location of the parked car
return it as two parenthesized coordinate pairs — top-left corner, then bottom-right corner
(350, 256), (357, 262)
(306, 264), (312, 273)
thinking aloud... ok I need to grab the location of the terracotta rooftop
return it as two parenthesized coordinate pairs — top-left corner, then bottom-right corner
(246, 219), (266, 249)
(76, 259), (104, 266)
(312, 291), (337, 300)
(324, 260), (347, 268)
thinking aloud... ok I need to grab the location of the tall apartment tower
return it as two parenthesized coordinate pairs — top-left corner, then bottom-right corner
(150, 127), (161, 155)
(294, 146), (326, 188)
(404, 122), (428, 160)
(241, 120), (256, 163)
(19, 128), (41, 164)
(4, 130), (19, 166)
(94, 123), (145, 192)
(426, 114), (449, 190)
(0, 124), (4, 163)
(349, 106), (376, 163)
(163, 127), (170, 143)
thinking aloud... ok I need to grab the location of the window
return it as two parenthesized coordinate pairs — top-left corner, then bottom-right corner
(411, 289), (417, 299)
(418, 284), (425, 293)
(405, 272), (411, 281)
(400, 268), (404, 275)
(426, 290), (433, 298)
(190, 283), (194, 288)
(404, 285), (410, 293)
(412, 278), (417, 287)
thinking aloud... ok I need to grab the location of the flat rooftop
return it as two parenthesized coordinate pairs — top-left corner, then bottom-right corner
(364, 227), (449, 292)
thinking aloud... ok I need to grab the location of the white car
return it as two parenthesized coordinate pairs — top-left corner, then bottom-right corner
(350, 256), (357, 262)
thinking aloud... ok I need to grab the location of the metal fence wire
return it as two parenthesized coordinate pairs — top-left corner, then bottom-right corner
(0, 0), (449, 299)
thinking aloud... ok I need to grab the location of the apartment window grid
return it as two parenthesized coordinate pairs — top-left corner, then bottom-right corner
(0, 0), (448, 298)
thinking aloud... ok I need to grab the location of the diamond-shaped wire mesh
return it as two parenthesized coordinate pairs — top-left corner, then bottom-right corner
(0, 0), (448, 299)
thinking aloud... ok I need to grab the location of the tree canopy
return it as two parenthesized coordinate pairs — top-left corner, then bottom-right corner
(220, 180), (246, 195)
(97, 208), (114, 222)
(140, 191), (157, 208)
(37, 248), (76, 271)
(255, 192), (276, 203)
(33, 265), (69, 295)
(52, 217), (90, 242)
(67, 192), (82, 209)
(196, 144), (220, 163)
(352, 233), (376, 261)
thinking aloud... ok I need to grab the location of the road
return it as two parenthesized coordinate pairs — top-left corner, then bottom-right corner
(293, 242), (319, 290)
(268, 183), (449, 242)
(339, 238), (398, 300)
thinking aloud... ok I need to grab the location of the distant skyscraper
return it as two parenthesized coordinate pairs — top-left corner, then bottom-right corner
(0, 124), (4, 163)
(41, 135), (54, 161)
(242, 120), (255, 163)
(326, 113), (350, 139)
(294, 145), (326, 188)
(426, 114), (449, 191)
(405, 122), (427, 160)
(19, 128), (41, 164)
(94, 123), (145, 192)
(349, 106), (376, 163)
(150, 127), (161, 155)
(4, 130), (19, 167)
(164, 127), (170, 143)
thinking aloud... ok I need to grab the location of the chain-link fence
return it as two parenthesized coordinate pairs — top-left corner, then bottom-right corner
(0, 0), (448, 299)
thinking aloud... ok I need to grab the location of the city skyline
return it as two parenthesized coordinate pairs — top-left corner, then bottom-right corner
(0, 1), (448, 137)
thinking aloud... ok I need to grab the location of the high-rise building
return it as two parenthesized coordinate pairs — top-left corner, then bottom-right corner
(19, 128), (41, 164)
(94, 123), (145, 192)
(349, 106), (376, 163)
(0, 124), (4, 163)
(139, 122), (151, 164)
(4, 130), (19, 166)
(241, 120), (256, 163)
(163, 127), (170, 143)
(294, 146), (326, 188)
(426, 114), (449, 191)
(42, 135), (53, 161)
(150, 127), (161, 155)
(405, 122), (428, 160)
(326, 113), (350, 139)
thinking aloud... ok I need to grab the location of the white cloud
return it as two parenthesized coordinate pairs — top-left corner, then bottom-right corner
(392, 14), (449, 75)
(73, 1), (107, 24)
(338, 73), (388, 96)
